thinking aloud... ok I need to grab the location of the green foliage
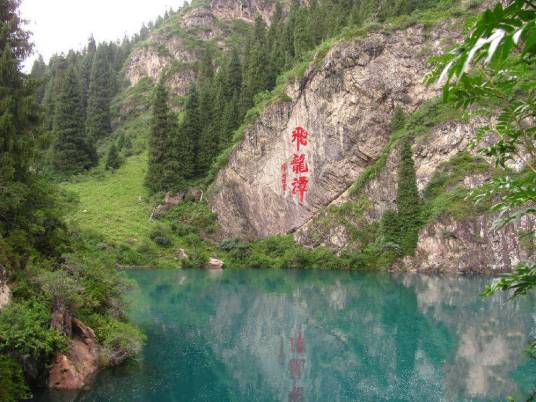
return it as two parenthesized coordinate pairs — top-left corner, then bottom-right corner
(179, 86), (199, 178)
(86, 44), (112, 140)
(106, 143), (122, 171)
(0, 354), (30, 402)
(161, 201), (217, 237)
(431, 3), (536, 393)
(350, 100), (464, 196)
(149, 224), (172, 247)
(145, 81), (186, 193)
(220, 235), (366, 270)
(395, 138), (421, 254)
(482, 261), (536, 299)
(83, 314), (146, 366)
(391, 107), (406, 132)
(430, 0), (536, 230)
(52, 65), (98, 175)
(0, 301), (66, 359)
(63, 154), (152, 244)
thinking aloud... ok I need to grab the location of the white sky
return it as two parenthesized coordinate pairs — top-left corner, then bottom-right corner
(20, 0), (186, 71)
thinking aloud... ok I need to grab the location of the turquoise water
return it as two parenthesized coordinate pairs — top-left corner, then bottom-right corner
(41, 269), (535, 402)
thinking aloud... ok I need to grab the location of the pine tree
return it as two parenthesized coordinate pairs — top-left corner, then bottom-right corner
(86, 44), (111, 140)
(293, 6), (312, 57)
(80, 35), (96, 120)
(145, 81), (184, 193)
(240, 16), (273, 118)
(52, 65), (97, 174)
(181, 85), (201, 178)
(30, 55), (47, 103)
(105, 143), (121, 170)
(196, 50), (219, 173)
(41, 55), (68, 131)
(396, 137), (421, 255)
(0, 0), (65, 260)
(220, 48), (242, 146)
(197, 103), (219, 173)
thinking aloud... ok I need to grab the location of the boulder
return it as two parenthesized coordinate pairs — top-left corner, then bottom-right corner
(164, 191), (185, 205)
(48, 319), (100, 390)
(186, 188), (203, 202)
(205, 258), (224, 270)
(177, 248), (189, 260)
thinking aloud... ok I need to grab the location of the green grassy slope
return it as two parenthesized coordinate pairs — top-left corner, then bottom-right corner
(62, 154), (151, 244)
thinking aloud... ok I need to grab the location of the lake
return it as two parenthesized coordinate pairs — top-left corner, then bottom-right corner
(39, 269), (536, 401)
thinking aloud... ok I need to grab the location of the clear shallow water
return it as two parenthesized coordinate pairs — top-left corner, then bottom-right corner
(39, 269), (535, 402)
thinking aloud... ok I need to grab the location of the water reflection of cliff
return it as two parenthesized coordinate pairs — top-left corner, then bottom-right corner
(399, 274), (535, 401)
(74, 270), (535, 402)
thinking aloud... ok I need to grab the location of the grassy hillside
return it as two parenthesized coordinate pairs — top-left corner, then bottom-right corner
(62, 154), (151, 244)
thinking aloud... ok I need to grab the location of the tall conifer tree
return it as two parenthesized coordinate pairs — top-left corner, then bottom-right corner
(396, 138), (421, 254)
(145, 81), (184, 192)
(52, 65), (97, 174)
(86, 44), (111, 140)
(80, 35), (96, 120)
(181, 85), (201, 178)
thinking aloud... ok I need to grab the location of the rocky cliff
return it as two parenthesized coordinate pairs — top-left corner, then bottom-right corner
(210, 24), (445, 237)
(125, 0), (275, 97)
(208, 14), (533, 272)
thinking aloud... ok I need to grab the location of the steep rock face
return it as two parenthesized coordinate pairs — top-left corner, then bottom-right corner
(295, 119), (487, 245)
(210, 0), (276, 22)
(295, 116), (534, 272)
(126, 35), (198, 96)
(399, 215), (534, 273)
(125, 0), (275, 96)
(210, 25), (452, 239)
(48, 319), (100, 390)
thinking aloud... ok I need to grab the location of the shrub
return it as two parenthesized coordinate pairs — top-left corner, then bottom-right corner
(0, 301), (66, 359)
(149, 224), (173, 247)
(84, 314), (146, 367)
(171, 223), (195, 236)
(160, 201), (217, 235)
(0, 355), (30, 402)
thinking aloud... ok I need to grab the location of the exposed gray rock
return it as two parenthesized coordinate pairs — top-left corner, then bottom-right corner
(0, 264), (10, 310)
(210, 0), (275, 22)
(205, 258), (225, 269)
(398, 215), (535, 273)
(210, 25), (452, 239)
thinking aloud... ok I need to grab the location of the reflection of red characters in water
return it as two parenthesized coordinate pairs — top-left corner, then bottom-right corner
(292, 127), (308, 152)
(288, 385), (304, 402)
(290, 328), (305, 354)
(287, 327), (306, 402)
(296, 330), (305, 354)
(292, 176), (309, 204)
(289, 358), (305, 379)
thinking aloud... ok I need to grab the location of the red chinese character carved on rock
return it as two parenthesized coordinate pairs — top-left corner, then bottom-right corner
(292, 176), (308, 204)
(291, 154), (308, 174)
(292, 127), (308, 152)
